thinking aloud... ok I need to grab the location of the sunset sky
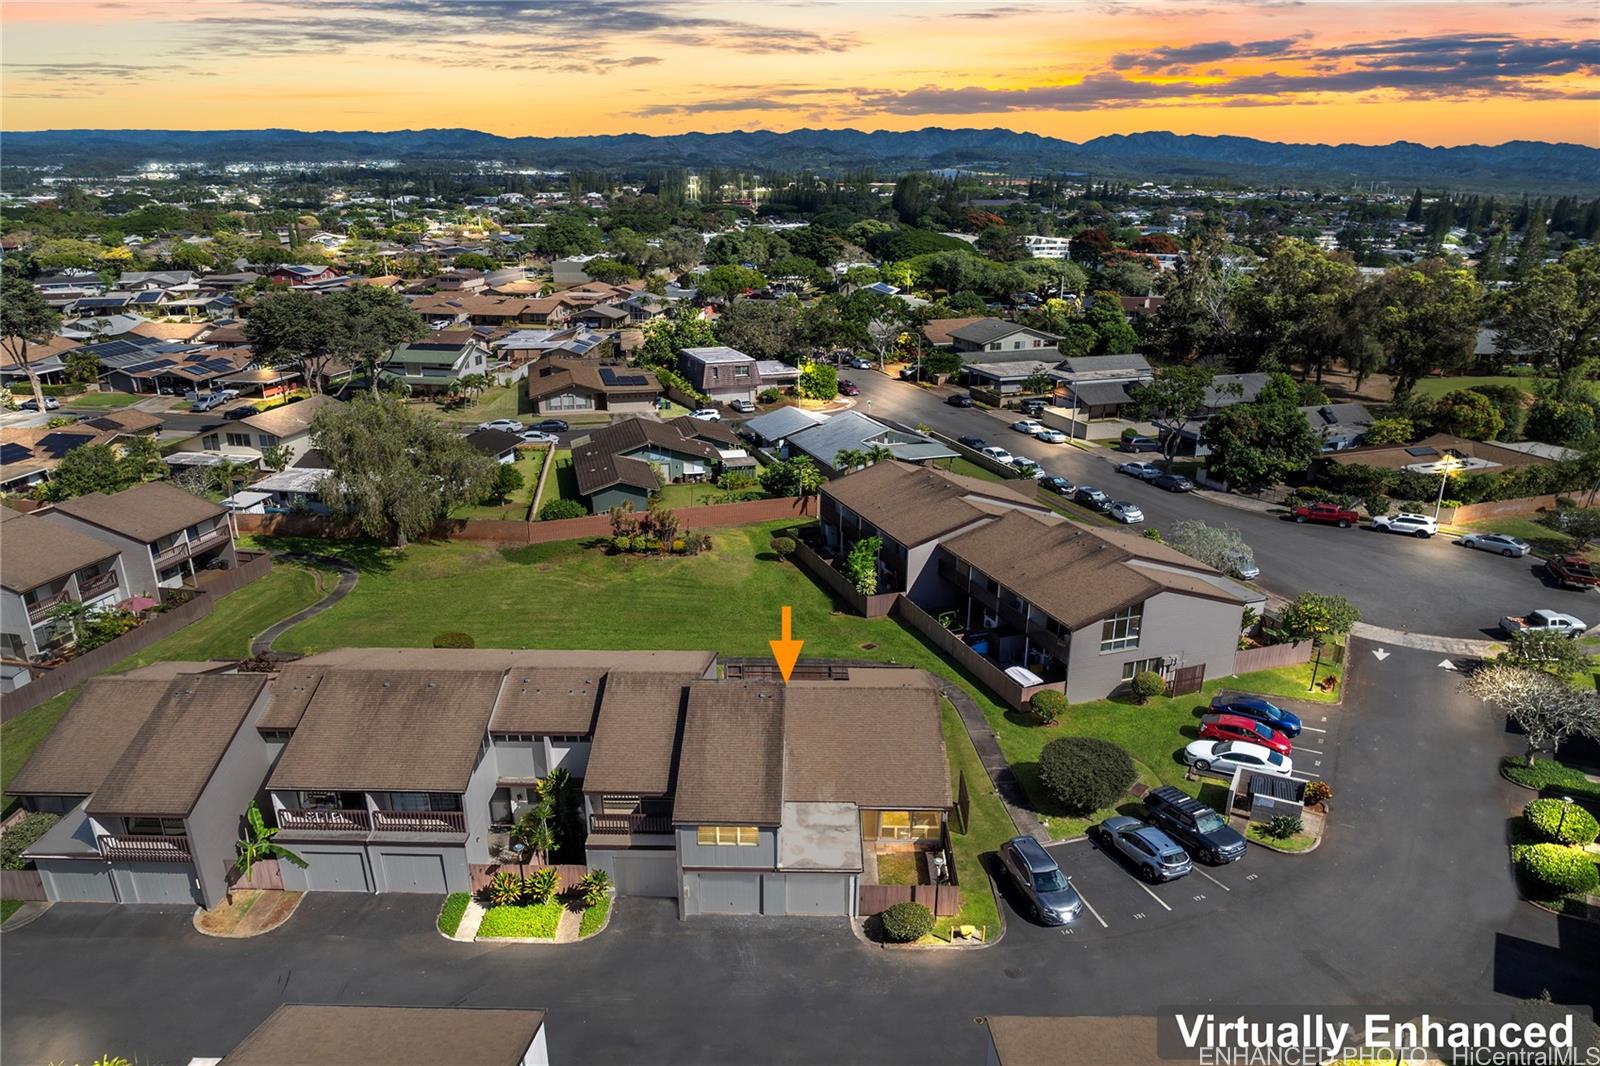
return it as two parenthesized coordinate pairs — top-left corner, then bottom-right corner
(3, 1), (1598, 146)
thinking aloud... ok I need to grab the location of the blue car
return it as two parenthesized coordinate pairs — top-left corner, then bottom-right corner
(1208, 694), (1302, 738)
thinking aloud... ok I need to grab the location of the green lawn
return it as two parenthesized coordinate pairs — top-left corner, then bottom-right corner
(1246, 824), (1317, 852)
(62, 392), (143, 409)
(1, 899), (25, 924)
(937, 457), (1011, 484)
(1412, 374), (1543, 400)
(437, 892), (470, 936)
(933, 698), (1012, 940)
(578, 894), (611, 937)
(1502, 757), (1600, 802)
(422, 385), (527, 427)
(874, 852), (920, 886)
(452, 450), (547, 522)
(534, 450), (581, 514)
(477, 901), (564, 938)
(1459, 516), (1595, 560)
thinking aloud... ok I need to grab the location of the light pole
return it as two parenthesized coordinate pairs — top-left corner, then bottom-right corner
(1433, 457), (1461, 519)
(1558, 796), (1575, 839)
(512, 841), (526, 888)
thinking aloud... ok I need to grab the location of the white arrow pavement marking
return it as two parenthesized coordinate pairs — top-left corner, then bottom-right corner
(1438, 658), (1458, 671)
(1372, 648), (1390, 661)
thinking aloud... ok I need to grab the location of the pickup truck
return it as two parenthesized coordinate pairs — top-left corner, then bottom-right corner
(1499, 609), (1588, 638)
(1291, 502), (1360, 528)
(1546, 555), (1600, 590)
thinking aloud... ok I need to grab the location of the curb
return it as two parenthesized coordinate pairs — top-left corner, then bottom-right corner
(0, 901), (51, 933)
(192, 890), (304, 939)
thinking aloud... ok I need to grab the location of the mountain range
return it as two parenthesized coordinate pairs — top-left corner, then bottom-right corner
(4, 127), (1597, 192)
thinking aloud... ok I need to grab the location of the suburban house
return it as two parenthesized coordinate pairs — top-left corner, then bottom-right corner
(962, 355), (1063, 396)
(409, 294), (537, 328)
(171, 393), (342, 467)
(569, 417), (732, 512)
(14, 672), (277, 907)
(742, 405), (830, 449)
(39, 482), (237, 596)
(527, 359), (663, 416)
(678, 345), (761, 405)
(945, 319), (1060, 357)
(266, 264), (339, 286)
(773, 410), (956, 477)
(213, 1005), (551, 1066)
(1302, 402), (1376, 452)
(0, 411), (163, 493)
(380, 331), (492, 394)
(465, 428), (524, 465)
(1320, 432), (1555, 478)
(0, 506), (129, 683)
(1050, 353), (1155, 420)
(99, 347), (254, 397)
(495, 327), (609, 365)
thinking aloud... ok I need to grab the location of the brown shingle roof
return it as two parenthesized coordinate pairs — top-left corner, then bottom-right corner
(77, 409), (163, 435)
(1326, 432), (1550, 472)
(49, 481), (225, 543)
(671, 681), (785, 826)
(258, 665), (327, 730)
(669, 415), (740, 448)
(922, 315), (987, 346)
(584, 417), (720, 462)
(88, 674), (267, 816)
(267, 669), (503, 793)
(490, 667), (604, 735)
(239, 393), (342, 439)
(571, 444), (659, 497)
(0, 509), (119, 593)
(527, 359), (661, 401)
(7, 678), (171, 797)
(782, 673), (950, 811)
(822, 461), (1039, 547)
(581, 672), (691, 796)
(221, 1005), (547, 1066)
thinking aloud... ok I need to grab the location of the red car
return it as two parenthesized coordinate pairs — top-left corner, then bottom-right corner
(1292, 502), (1359, 528)
(839, 380), (860, 396)
(1199, 713), (1293, 755)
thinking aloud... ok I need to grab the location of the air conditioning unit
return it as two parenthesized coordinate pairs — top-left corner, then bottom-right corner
(981, 611), (1000, 630)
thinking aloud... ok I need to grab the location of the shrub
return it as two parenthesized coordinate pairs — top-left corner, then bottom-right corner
(1514, 843), (1600, 897)
(1037, 737), (1136, 814)
(476, 901), (564, 938)
(576, 869), (613, 908)
(524, 866), (560, 904)
(0, 812), (60, 870)
(437, 892), (470, 936)
(769, 536), (796, 558)
(431, 631), (475, 649)
(578, 893), (612, 936)
(1129, 670), (1166, 703)
(1303, 781), (1333, 806)
(1526, 798), (1600, 846)
(1029, 690), (1067, 726)
(879, 900), (934, 943)
(538, 498), (586, 521)
(757, 387), (782, 404)
(484, 871), (524, 907)
(612, 534), (632, 552)
(671, 538), (686, 552)
(1263, 813), (1304, 839)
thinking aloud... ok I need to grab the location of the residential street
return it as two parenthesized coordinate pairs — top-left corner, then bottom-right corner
(4, 642), (1594, 1066)
(847, 371), (1584, 638)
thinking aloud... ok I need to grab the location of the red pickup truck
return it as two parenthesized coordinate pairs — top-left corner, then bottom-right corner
(1547, 555), (1600, 590)
(1291, 502), (1360, 528)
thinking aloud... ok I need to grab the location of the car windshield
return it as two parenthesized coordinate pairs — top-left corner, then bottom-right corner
(1195, 810), (1226, 833)
(1251, 723), (1273, 740)
(1266, 752), (1285, 766)
(1032, 869), (1069, 892)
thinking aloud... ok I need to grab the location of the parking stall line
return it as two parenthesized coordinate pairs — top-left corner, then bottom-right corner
(1076, 889), (1110, 929)
(1300, 725), (1328, 735)
(1294, 745), (1325, 755)
(1193, 867), (1232, 892)
(1134, 879), (1173, 911)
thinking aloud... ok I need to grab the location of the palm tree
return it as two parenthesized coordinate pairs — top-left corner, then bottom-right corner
(233, 801), (308, 898)
(864, 445), (896, 466)
(833, 448), (866, 472)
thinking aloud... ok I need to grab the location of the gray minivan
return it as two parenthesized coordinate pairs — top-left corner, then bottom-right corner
(998, 835), (1083, 925)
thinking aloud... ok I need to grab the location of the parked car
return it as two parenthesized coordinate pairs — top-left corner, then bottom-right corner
(1109, 501), (1144, 524)
(979, 445), (1016, 465)
(1292, 502), (1360, 528)
(1208, 694), (1302, 738)
(1020, 399), (1047, 417)
(957, 435), (987, 449)
(1091, 816), (1194, 883)
(998, 835), (1084, 925)
(1500, 609), (1587, 638)
(1117, 461), (1162, 479)
(1119, 435), (1163, 453)
(728, 398), (757, 413)
(838, 381), (860, 396)
(1199, 713), (1293, 755)
(1033, 428), (1068, 444)
(478, 419), (524, 433)
(847, 357), (872, 369)
(1226, 554), (1262, 581)
(1010, 457), (1041, 476)
(223, 405), (258, 420)
(1546, 555), (1600, 590)
(531, 418), (569, 433)
(1456, 532), (1530, 558)
(1182, 739), (1295, 779)
(1011, 419), (1044, 435)
(688, 408), (721, 422)
(1074, 486), (1111, 512)
(18, 396), (61, 411)
(1142, 786), (1247, 865)
(1370, 512), (1437, 538)
(1151, 473), (1194, 493)
(518, 430), (558, 445)
(1040, 475), (1075, 496)
(946, 394), (975, 408)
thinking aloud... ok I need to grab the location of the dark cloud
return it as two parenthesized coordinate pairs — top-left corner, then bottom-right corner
(1113, 36), (1302, 70)
(7, 62), (154, 79)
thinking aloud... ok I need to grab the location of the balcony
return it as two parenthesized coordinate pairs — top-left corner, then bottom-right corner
(77, 569), (119, 600)
(276, 807), (371, 832)
(372, 809), (465, 834)
(152, 540), (189, 564)
(99, 833), (192, 863)
(589, 812), (671, 835)
(188, 525), (232, 552)
(25, 590), (67, 624)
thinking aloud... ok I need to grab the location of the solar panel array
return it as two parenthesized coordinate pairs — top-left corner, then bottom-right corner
(35, 433), (88, 459)
(598, 367), (649, 387)
(0, 442), (34, 464)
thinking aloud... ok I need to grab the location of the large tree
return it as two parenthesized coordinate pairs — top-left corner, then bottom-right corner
(327, 286), (426, 395)
(1233, 239), (1359, 382)
(715, 298), (803, 362)
(1, 272), (62, 416)
(1370, 259), (1483, 395)
(310, 395), (497, 546)
(1496, 246), (1600, 378)
(1165, 520), (1256, 577)
(1199, 372), (1320, 492)
(243, 291), (339, 393)
(1129, 365), (1215, 466)
(1145, 232), (1245, 364)
(1464, 661), (1600, 766)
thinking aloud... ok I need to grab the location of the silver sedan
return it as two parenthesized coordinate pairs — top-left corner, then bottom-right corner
(1457, 532), (1531, 558)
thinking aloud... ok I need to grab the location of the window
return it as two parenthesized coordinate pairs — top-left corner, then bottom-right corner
(126, 816), (186, 836)
(258, 433), (280, 447)
(1100, 604), (1144, 652)
(877, 810), (941, 840)
(201, 434), (219, 450)
(697, 825), (758, 846)
(734, 365), (750, 379)
(1121, 657), (1164, 681)
(225, 433), (251, 448)
(384, 792), (461, 812)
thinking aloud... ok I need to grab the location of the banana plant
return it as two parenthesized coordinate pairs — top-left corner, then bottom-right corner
(234, 800), (308, 884)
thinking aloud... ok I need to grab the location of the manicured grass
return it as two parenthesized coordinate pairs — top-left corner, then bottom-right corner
(938, 457), (1010, 484)
(62, 392), (142, 409)
(536, 450), (581, 512)
(1246, 823), (1317, 852)
(1, 899), (25, 924)
(578, 894), (611, 937)
(1233, 658), (1344, 704)
(452, 450), (547, 521)
(932, 699), (1012, 940)
(422, 385), (527, 426)
(437, 892), (470, 936)
(1412, 374), (1542, 400)
(875, 852), (920, 886)
(477, 901), (564, 939)
(1459, 516), (1592, 560)
(112, 563), (328, 671)
(2, 689), (76, 804)
(1502, 757), (1600, 802)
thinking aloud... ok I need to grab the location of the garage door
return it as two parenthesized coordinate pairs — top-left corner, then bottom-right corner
(611, 852), (676, 897)
(379, 852), (449, 894)
(38, 859), (116, 903)
(113, 863), (201, 904)
(302, 849), (371, 892)
(687, 872), (762, 915)
(782, 873), (853, 916)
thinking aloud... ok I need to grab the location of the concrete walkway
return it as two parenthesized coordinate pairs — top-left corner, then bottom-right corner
(933, 680), (1050, 845)
(1349, 621), (1501, 658)
(453, 899), (486, 941)
(248, 553), (359, 657)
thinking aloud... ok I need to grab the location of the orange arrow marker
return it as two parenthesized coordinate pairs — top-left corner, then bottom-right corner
(769, 605), (804, 683)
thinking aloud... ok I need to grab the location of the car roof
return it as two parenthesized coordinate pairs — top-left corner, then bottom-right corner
(1130, 825), (1185, 851)
(1211, 713), (1267, 730)
(1215, 739), (1274, 757)
(1006, 835), (1058, 872)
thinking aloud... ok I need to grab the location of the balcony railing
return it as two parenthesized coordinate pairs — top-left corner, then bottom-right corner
(373, 809), (465, 833)
(77, 569), (119, 600)
(99, 833), (192, 863)
(276, 807), (371, 832)
(25, 590), (67, 623)
(152, 540), (189, 563)
(188, 525), (231, 552)
(589, 812), (671, 835)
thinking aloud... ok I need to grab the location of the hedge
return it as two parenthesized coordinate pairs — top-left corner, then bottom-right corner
(1514, 843), (1600, 897)
(7, 382), (84, 397)
(1038, 736), (1136, 815)
(437, 892), (470, 936)
(1029, 690), (1067, 726)
(476, 901), (564, 939)
(880, 900), (934, 943)
(0, 813), (61, 870)
(538, 499), (587, 521)
(1526, 798), (1600, 846)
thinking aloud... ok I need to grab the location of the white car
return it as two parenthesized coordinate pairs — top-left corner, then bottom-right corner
(1109, 501), (1144, 524)
(1116, 461), (1162, 479)
(1011, 419), (1044, 435)
(478, 419), (524, 433)
(979, 445), (1015, 465)
(1183, 739), (1295, 778)
(1457, 532), (1531, 558)
(688, 408), (721, 422)
(1034, 428), (1068, 444)
(518, 430), (558, 445)
(1370, 512), (1437, 538)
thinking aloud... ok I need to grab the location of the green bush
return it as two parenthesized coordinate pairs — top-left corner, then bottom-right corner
(879, 900), (934, 943)
(525, 866), (560, 904)
(1263, 813), (1304, 839)
(432, 631), (475, 649)
(6, 382), (80, 397)
(0, 812), (60, 870)
(769, 536), (796, 558)
(1029, 690), (1067, 726)
(576, 869), (613, 909)
(1514, 843), (1600, 897)
(1129, 671), (1166, 703)
(757, 387), (782, 404)
(484, 871), (524, 907)
(437, 892), (470, 936)
(1037, 736), (1136, 814)
(1503, 758), (1600, 801)
(538, 498), (586, 521)
(476, 901), (564, 938)
(1526, 798), (1600, 846)
(579, 893), (611, 937)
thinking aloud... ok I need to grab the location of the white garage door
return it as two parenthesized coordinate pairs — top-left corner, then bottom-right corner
(380, 852), (449, 894)
(303, 849), (371, 892)
(611, 852), (676, 897)
(113, 863), (201, 905)
(782, 873), (853, 916)
(687, 872), (762, 915)
(38, 859), (116, 903)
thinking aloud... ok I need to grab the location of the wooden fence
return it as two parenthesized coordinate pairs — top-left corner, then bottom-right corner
(0, 869), (46, 901)
(468, 862), (588, 896)
(1440, 494), (1593, 524)
(790, 535), (900, 618)
(227, 858), (284, 891)
(858, 883), (961, 917)
(892, 595), (1063, 712)
(1233, 640), (1315, 674)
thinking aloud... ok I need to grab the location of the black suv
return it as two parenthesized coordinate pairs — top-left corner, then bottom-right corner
(1141, 785), (1246, 864)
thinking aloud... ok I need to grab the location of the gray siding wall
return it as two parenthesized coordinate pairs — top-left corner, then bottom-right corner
(905, 541), (945, 605)
(492, 738), (544, 781)
(589, 485), (651, 515)
(675, 827), (778, 870)
(39, 513), (158, 597)
(547, 738), (590, 776)
(463, 738), (499, 864)
(185, 686), (276, 908)
(1064, 590), (1245, 702)
(0, 588), (40, 658)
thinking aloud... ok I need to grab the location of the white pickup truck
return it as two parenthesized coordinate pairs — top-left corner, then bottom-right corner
(1499, 609), (1588, 638)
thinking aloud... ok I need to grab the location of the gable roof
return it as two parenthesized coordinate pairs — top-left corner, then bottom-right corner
(584, 417), (721, 462)
(239, 393), (342, 438)
(49, 481), (225, 543)
(88, 674), (268, 816)
(672, 681), (786, 826)
(1058, 353), (1152, 377)
(581, 672), (692, 796)
(571, 446), (659, 497)
(490, 666), (605, 735)
(7, 678), (172, 797)
(670, 414), (740, 448)
(221, 1005), (546, 1066)
(743, 405), (827, 441)
(464, 428), (523, 457)
(526, 359), (661, 401)
(1326, 432), (1551, 472)
(785, 410), (955, 466)
(949, 319), (1059, 345)
(0, 508), (120, 593)
(782, 672), (949, 810)
(922, 316), (988, 346)
(822, 460), (1040, 546)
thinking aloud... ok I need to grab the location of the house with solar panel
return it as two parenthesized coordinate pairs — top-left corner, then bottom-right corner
(527, 359), (663, 416)
(379, 331), (491, 395)
(169, 393), (342, 470)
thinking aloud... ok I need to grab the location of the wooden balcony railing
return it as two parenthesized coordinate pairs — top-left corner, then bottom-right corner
(188, 525), (232, 552)
(373, 809), (465, 833)
(76, 569), (119, 600)
(25, 590), (67, 623)
(276, 807), (371, 832)
(152, 540), (189, 563)
(589, 812), (671, 835)
(99, 833), (191, 863)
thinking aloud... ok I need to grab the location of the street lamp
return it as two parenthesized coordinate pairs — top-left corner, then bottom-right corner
(1557, 795), (1575, 839)
(1433, 456), (1463, 519)
(511, 841), (526, 887)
